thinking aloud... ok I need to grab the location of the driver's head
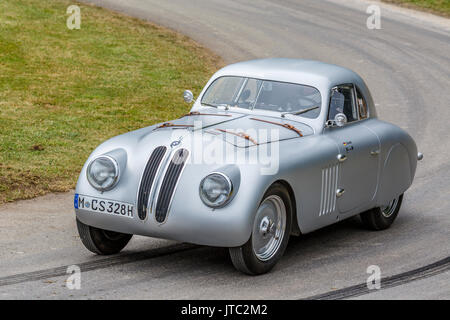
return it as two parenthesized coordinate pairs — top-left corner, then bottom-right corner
(240, 89), (251, 101)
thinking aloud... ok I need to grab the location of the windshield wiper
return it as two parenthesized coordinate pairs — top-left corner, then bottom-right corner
(181, 111), (232, 118)
(216, 128), (258, 145)
(201, 103), (219, 108)
(281, 106), (319, 118)
(201, 103), (235, 110)
(250, 118), (303, 137)
(153, 122), (194, 130)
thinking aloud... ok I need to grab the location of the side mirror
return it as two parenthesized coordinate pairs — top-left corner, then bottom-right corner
(334, 113), (347, 127)
(183, 90), (194, 103)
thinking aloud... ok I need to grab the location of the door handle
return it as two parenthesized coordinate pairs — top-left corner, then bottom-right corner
(337, 154), (347, 162)
(370, 149), (380, 156)
(336, 188), (345, 197)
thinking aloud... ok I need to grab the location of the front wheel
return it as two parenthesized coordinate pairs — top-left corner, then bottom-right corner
(76, 219), (132, 255)
(360, 194), (403, 231)
(229, 183), (292, 275)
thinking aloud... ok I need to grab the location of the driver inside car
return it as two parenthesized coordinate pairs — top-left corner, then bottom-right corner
(328, 90), (345, 120)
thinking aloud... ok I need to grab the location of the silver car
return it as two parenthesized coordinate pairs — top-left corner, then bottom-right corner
(75, 58), (422, 275)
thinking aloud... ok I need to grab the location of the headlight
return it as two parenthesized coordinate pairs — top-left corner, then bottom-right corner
(87, 156), (119, 191)
(199, 172), (233, 208)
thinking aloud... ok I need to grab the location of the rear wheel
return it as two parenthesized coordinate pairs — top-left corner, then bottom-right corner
(229, 183), (292, 275)
(76, 219), (132, 255)
(360, 194), (403, 230)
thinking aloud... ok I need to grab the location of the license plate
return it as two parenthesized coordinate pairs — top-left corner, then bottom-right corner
(74, 194), (134, 219)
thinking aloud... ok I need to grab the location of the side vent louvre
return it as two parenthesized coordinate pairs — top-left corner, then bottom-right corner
(319, 164), (339, 216)
(155, 148), (189, 223)
(137, 146), (167, 220)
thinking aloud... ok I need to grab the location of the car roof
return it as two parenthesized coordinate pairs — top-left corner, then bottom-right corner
(208, 58), (377, 119)
(213, 58), (363, 89)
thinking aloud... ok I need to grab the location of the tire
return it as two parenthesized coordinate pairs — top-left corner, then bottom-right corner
(229, 183), (293, 275)
(76, 218), (132, 255)
(360, 194), (403, 231)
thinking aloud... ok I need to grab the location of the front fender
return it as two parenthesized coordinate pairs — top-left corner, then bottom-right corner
(168, 162), (269, 246)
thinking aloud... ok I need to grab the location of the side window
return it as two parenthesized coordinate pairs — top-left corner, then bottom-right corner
(328, 85), (358, 122)
(356, 87), (369, 119)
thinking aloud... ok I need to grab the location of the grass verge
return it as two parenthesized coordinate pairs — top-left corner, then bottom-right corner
(0, 0), (223, 204)
(382, 0), (450, 17)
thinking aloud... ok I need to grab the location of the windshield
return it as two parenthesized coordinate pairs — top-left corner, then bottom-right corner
(201, 76), (321, 119)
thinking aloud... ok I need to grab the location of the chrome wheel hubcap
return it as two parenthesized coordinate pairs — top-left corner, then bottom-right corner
(381, 197), (399, 218)
(252, 195), (286, 261)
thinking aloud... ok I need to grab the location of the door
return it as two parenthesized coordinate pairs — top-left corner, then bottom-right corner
(326, 84), (380, 213)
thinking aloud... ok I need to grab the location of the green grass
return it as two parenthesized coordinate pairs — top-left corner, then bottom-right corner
(382, 0), (450, 17)
(0, 0), (223, 203)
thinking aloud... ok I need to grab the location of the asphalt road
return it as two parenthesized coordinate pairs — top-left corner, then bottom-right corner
(0, 0), (449, 299)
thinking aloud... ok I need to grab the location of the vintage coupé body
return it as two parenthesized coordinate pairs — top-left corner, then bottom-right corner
(75, 59), (422, 274)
